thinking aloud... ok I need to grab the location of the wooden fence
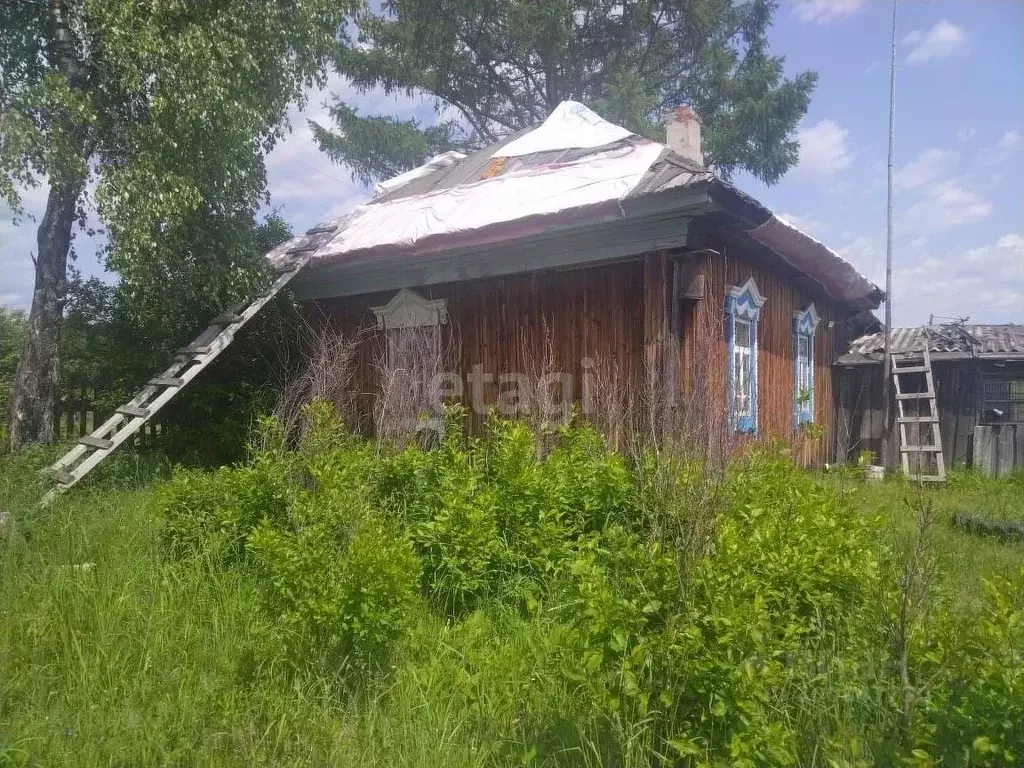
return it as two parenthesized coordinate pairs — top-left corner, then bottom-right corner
(974, 424), (1024, 477)
(58, 383), (164, 446)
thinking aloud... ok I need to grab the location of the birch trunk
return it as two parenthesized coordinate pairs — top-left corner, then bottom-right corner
(8, 171), (83, 451)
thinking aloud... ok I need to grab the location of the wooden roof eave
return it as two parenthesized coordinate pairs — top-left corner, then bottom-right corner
(291, 188), (717, 301)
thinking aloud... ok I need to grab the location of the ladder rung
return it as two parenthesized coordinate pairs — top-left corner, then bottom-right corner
(893, 365), (929, 374)
(900, 445), (942, 452)
(51, 469), (76, 486)
(210, 313), (244, 326)
(117, 405), (151, 419)
(896, 392), (934, 400)
(176, 345), (212, 358)
(898, 416), (939, 423)
(79, 435), (114, 450)
(150, 377), (184, 388)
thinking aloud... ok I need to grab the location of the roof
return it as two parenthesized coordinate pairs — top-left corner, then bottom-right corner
(269, 101), (882, 310)
(837, 324), (1024, 365)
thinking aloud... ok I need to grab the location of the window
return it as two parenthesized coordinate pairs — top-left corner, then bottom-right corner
(371, 289), (448, 439)
(792, 304), (820, 426)
(981, 376), (1024, 423)
(725, 278), (766, 434)
(733, 317), (754, 424)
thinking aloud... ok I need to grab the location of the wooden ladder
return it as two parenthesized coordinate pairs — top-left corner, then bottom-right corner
(40, 256), (311, 505)
(891, 343), (946, 482)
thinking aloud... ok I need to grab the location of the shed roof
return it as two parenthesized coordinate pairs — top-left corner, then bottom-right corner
(838, 324), (1024, 365)
(270, 101), (882, 310)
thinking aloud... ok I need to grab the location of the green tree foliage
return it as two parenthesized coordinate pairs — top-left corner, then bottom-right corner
(0, 0), (351, 449)
(0, 307), (28, 450)
(53, 216), (298, 466)
(314, 0), (817, 186)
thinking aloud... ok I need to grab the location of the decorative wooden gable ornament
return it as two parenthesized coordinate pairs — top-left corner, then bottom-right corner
(792, 302), (820, 336)
(371, 289), (448, 330)
(724, 277), (767, 319)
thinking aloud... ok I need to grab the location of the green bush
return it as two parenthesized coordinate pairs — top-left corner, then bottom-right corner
(144, 403), (1024, 763)
(908, 570), (1024, 767)
(247, 499), (421, 673)
(156, 455), (293, 563)
(660, 451), (883, 766)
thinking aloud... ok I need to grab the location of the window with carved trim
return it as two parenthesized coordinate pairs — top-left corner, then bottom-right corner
(793, 304), (819, 426)
(371, 289), (448, 440)
(725, 278), (766, 434)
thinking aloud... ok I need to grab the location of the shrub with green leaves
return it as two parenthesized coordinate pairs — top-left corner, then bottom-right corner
(156, 449), (294, 563)
(661, 451), (883, 766)
(907, 570), (1024, 767)
(247, 497), (421, 673)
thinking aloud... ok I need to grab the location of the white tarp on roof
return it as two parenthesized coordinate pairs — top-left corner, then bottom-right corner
(493, 101), (633, 158)
(314, 141), (663, 262)
(306, 103), (663, 264)
(374, 150), (467, 198)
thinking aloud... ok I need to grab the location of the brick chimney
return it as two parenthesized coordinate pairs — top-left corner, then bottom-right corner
(665, 106), (703, 166)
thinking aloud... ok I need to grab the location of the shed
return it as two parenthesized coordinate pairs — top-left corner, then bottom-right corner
(835, 324), (1024, 472)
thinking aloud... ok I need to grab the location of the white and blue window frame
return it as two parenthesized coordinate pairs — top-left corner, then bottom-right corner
(725, 278), (766, 434)
(792, 303), (820, 426)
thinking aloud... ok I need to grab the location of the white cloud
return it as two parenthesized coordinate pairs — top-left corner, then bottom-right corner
(263, 74), (432, 232)
(904, 21), (969, 66)
(838, 234), (885, 286)
(791, 0), (868, 24)
(778, 212), (823, 235)
(894, 148), (959, 191)
(903, 179), (992, 234)
(996, 131), (1022, 152)
(980, 130), (1023, 167)
(796, 119), (854, 176)
(903, 233), (1024, 321)
(956, 127), (977, 143)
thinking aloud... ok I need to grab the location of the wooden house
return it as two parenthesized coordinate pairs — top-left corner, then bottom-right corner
(836, 324), (1024, 473)
(269, 102), (883, 464)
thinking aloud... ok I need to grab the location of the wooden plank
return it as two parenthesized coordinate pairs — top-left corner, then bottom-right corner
(995, 425), (1015, 477)
(117, 405), (151, 419)
(150, 377), (185, 388)
(893, 365), (929, 374)
(1015, 424), (1024, 473)
(51, 469), (76, 486)
(79, 435), (114, 450)
(974, 425), (995, 477)
(210, 313), (244, 326)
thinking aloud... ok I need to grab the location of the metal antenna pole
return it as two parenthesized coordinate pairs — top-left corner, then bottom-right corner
(881, 0), (898, 470)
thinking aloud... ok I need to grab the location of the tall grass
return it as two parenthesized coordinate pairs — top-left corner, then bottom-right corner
(1, 438), (1022, 766)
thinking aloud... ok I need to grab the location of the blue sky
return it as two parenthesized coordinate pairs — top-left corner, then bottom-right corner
(1, 0), (1021, 327)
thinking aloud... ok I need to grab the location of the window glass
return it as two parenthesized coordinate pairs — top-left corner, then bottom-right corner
(794, 326), (814, 424)
(733, 318), (753, 419)
(735, 317), (751, 348)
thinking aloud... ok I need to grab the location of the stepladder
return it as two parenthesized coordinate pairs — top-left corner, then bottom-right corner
(890, 343), (946, 482)
(40, 255), (313, 505)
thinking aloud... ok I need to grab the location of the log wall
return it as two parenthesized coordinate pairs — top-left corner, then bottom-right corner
(308, 232), (855, 464)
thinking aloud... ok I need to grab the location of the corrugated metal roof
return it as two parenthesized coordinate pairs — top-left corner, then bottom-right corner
(838, 324), (1024, 365)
